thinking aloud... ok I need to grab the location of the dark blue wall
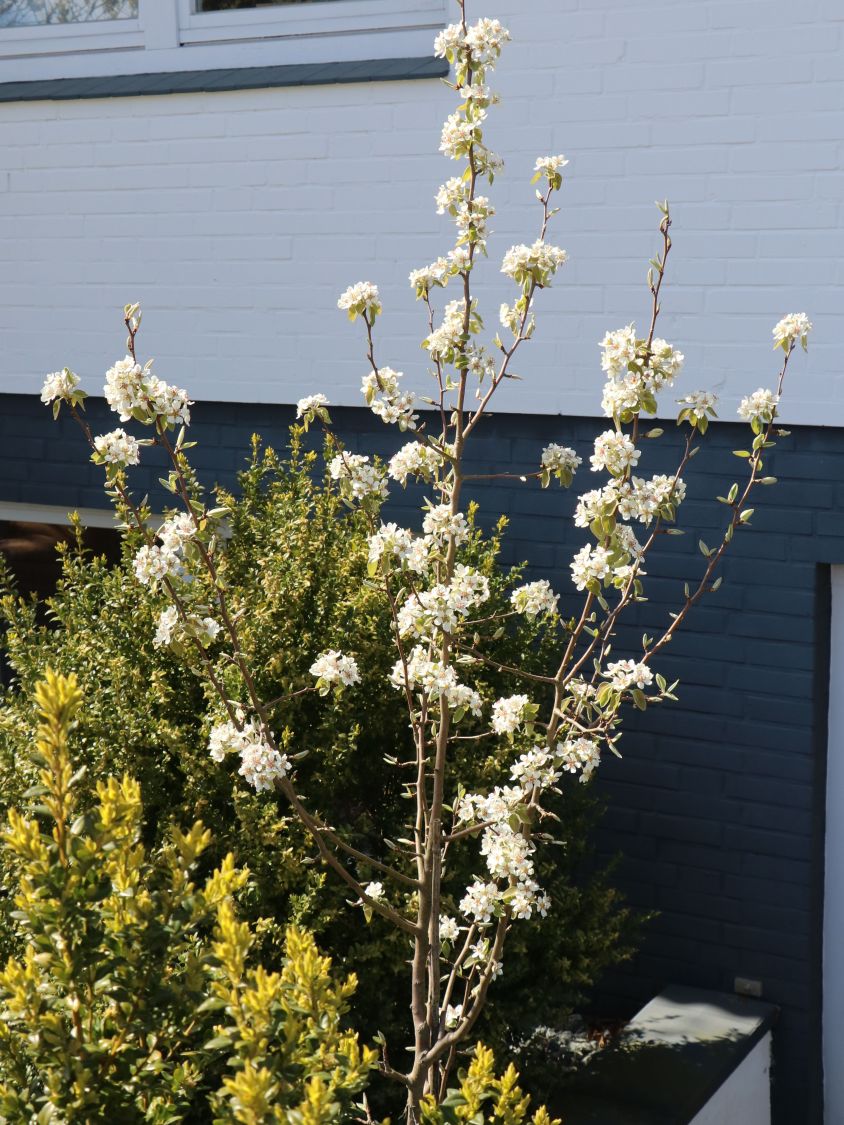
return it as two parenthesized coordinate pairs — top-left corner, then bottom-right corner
(2, 391), (836, 1124)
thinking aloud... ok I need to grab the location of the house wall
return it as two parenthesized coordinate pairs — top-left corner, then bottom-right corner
(0, 390), (834, 1124)
(0, 0), (842, 423)
(0, 0), (842, 1120)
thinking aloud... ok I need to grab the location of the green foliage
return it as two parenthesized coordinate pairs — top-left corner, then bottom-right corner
(0, 669), (376, 1123)
(420, 1045), (558, 1125)
(0, 432), (639, 1094)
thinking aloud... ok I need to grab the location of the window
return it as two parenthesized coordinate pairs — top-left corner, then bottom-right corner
(0, 0), (445, 82)
(198, 1), (340, 9)
(0, 0), (136, 26)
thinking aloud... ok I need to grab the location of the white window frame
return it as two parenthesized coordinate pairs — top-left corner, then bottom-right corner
(178, 0), (445, 45)
(0, 8), (142, 60)
(0, 0), (446, 81)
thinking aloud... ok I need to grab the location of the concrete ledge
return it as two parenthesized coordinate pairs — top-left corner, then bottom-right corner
(560, 986), (778, 1125)
(0, 55), (449, 103)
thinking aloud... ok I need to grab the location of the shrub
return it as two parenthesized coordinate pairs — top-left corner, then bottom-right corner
(420, 1045), (558, 1125)
(0, 669), (376, 1123)
(0, 437), (637, 1089)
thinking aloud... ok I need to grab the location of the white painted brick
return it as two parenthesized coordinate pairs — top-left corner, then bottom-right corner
(0, 0), (840, 426)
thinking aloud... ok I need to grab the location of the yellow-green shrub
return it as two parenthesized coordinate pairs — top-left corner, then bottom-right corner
(0, 670), (376, 1123)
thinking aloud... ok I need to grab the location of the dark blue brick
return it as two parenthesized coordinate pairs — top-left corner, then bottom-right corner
(0, 394), (835, 1125)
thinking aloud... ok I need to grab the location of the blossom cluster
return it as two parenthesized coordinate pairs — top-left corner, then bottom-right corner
(510, 579), (558, 619)
(296, 392), (331, 429)
(491, 694), (531, 737)
(92, 428), (141, 468)
(533, 153), (569, 190)
(590, 429), (640, 477)
(309, 650), (361, 691)
(392, 645), (482, 718)
(605, 659), (654, 692)
(773, 312), (812, 352)
(501, 239), (568, 292)
(540, 443), (581, 488)
(599, 324), (684, 420)
(132, 513), (197, 590)
(368, 522), (429, 575)
(738, 387), (778, 425)
(328, 452), (388, 502)
(388, 441), (445, 486)
(41, 367), (80, 406)
(361, 367), (418, 431)
(104, 355), (192, 429)
(154, 605), (221, 650)
(337, 281), (381, 322)
(574, 474), (686, 532)
(397, 564), (489, 639)
(454, 731), (607, 929)
(208, 717), (290, 793)
(677, 390), (718, 433)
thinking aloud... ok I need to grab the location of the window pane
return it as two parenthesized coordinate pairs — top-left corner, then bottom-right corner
(0, 0), (137, 25)
(197, 1), (339, 10)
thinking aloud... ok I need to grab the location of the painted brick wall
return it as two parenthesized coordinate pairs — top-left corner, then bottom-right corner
(0, 391), (834, 1123)
(0, 0), (842, 423)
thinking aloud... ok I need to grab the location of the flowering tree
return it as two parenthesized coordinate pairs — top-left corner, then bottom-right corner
(40, 1), (811, 1116)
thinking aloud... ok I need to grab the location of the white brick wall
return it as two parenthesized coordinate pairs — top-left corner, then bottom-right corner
(0, 0), (842, 425)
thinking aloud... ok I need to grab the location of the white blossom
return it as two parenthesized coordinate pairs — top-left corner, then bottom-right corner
(238, 741), (289, 793)
(337, 281), (381, 321)
(440, 915), (460, 943)
(368, 523), (429, 574)
(388, 441), (444, 485)
(364, 881), (384, 902)
(599, 325), (638, 379)
(649, 338), (684, 382)
(433, 22), (464, 59)
(556, 737), (601, 782)
(541, 443), (581, 476)
(154, 606), (220, 649)
(328, 452), (388, 501)
(422, 504), (468, 546)
(464, 17), (511, 64)
(157, 512), (196, 554)
(491, 694), (530, 737)
(397, 566), (489, 639)
(440, 108), (484, 160)
(104, 356), (145, 419)
(146, 376), (192, 428)
(444, 1003), (463, 1030)
(459, 880), (501, 926)
(772, 312), (812, 351)
(391, 645), (480, 713)
(570, 544), (612, 591)
(501, 240), (567, 288)
(41, 368), (79, 405)
(738, 388), (778, 424)
(481, 825), (535, 882)
(678, 390), (718, 414)
(93, 428), (140, 467)
(133, 544), (179, 589)
(361, 367), (418, 431)
(510, 580), (558, 619)
(590, 430), (640, 476)
(510, 745), (560, 790)
(209, 717), (289, 792)
(309, 650), (360, 688)
(605, 659), (654, 691)
(296, 393), (330, 427)
(424, 299), (471, 360)
(104, 355), (191, 427)
(534, 154), (569, 182)
(409, 257), (451, 296)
